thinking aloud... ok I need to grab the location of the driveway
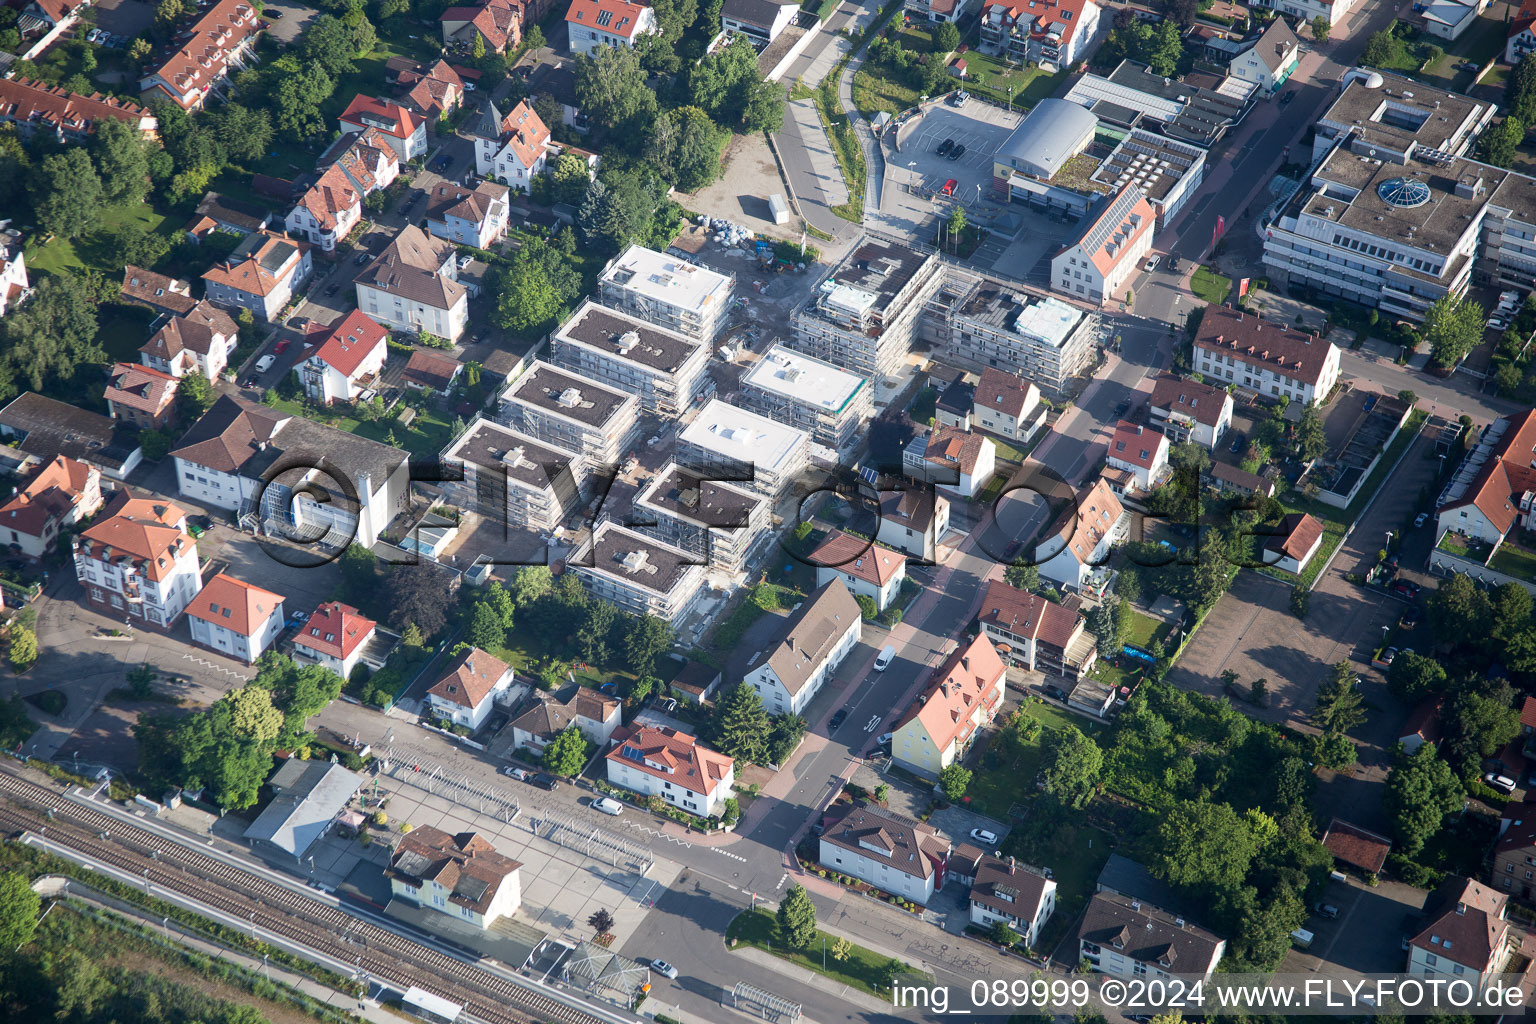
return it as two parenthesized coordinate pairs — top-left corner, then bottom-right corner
(258, 0), (317, 44)
(1282, 875), (1428, 977)
(772, 99), (848, 237)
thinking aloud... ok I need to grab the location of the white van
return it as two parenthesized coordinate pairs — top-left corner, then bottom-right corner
(255, 354), (276, 373)
(1290, 928), (1313, 949)
(874, 645), (896, 671)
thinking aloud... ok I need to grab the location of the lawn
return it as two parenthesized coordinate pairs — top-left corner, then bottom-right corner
(1123, 609), (1170, 650)
(1002, 819), (1112, 952)
(965, 699), (1107, 820)
(96, 303), (160, 364)
(490, 622), (636, 691)
(1490, 542), (1536, 583)
(1189, 265), (1232, 305)
(267, 396), (453, 460)
(725, 909), (927, 996)
(26, 204), (176, 279)
(951, 49), (1064, 110)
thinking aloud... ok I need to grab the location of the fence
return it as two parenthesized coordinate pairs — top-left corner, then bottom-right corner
(524, 810), (654, 875)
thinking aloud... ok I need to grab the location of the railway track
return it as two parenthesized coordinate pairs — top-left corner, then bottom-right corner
(0, 769), (608, 1024)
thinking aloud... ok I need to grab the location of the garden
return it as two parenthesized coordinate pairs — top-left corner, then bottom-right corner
(725, 906), (926, 996)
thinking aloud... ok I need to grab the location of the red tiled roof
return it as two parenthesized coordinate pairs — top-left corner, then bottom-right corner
(1194, 305), (1334, 387)
(31, 0), (88, 23)
(77, 491), (191, 583)
(0, 455), (96, 540)
(1401, 698), (1444, 746)
(296, 601), (375, 660)
(1041, 478), (1125, 566)
(0, 77), (156, 137)
(496, 100), (549, 170)
(1265, 512), (1324, 564)
(294, 164), (360, 232)
(311, 310), (388, 379)
(1073, 185), (1154, 277)
(339, 95), (420, 141)
(978, 579), (1083, 650)
(1149, 373), (1230, 428)
(924, 425), (991, 476)
(820, 802), (950, 881)
(808, 530), (906, 588)
(105, 362), (180, 416)
(894, 634), (1006, 754)
(566, 0), (651, 38)
(1320, 818), (1391, 874)
(1108, 421), (1166, 472)
(1511, 0), (1536, 38)
(1440, 409), (1536, 537)
(143, 0), (265, 110)
(982, 0), (1093, 53)
(402, 349), (462, 390)
(141, 301), (238, 363)
(1409, 877), (1509, 971)
(201, 230), (308, 298)
(1522, 696), (1536, 731)
(186, 572), (283, 636)
(607, 724), (733, 797)
(427, 647), (510, 709)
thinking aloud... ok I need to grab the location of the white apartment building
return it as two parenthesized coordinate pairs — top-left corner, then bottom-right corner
(978, 0), (1100, 72)
(739, 345), (872, 450)
(298, 310), (388, 406)
(0, 455), (103, 562)
(470, 100), (550, 193)
(891, 634), (1006, 778)
(284, 163), (361, 253)
(510, 688), (622, 752)
(605, 725), (735, 818)
(877, 488), (951, 563)
(597, 245), (734, 344)
(942, 275), (1097, 395)
(819, 803), (951, 904)
(139, 0), (264, 111)
(550, 300), (709, 417)
(571, 523), (706, 626)
(339, 95), (427, 163)
(73, 493), (202, 630)
(629, 463), (771, 574)
(790, 241), (942, 379)
(355, 225), (469, 341)
(1193, 305), (1341, 407)
(425, 179), (511, 249)
(1246, 0), (1359, 27)
(1230, 17), (1299, 97)
(498, 361), (639, 467)
(292, 601), (378, 679)
(1035, 478), (1128, 592)
(1051, 185), (1154, 306)
(201, 230), (312, 322)
(139, 302), (239, 381)
(440, 418), (586, 534)
(1407, 877), (1517, 990)
(565, 0), (660, 56)
(808, 530), (907, 612)
(744, 578), (861, 718)
(185, 573), (285, 664)
(387, 827), (522, 929)
(0, 232), (29, 317)
(424, 647), (515, 730)
(676, 399), (811, 501)
(971, 367), (1044, 442)
(1079, 893), (1227, 981)
(977, 579), (1097, 680)
(1148, 373), (1233, 449)
(1509, 0), (1536, 63)
(1105, 421), (1170, 491)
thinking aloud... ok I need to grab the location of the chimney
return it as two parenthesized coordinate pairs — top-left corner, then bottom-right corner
(1008, 856), (1016, 875)
(961, 656), (970, 670)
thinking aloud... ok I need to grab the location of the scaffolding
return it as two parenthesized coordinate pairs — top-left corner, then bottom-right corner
(732, 982), (801, 1023)
(524, 810), (653, 875)
(377, 745), (521, 823)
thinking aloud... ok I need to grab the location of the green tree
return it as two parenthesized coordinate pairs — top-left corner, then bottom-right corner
(938, 762), (972, 802)
(1422, 293), (1486, 371)
(300, 12), (376, 77)
(625, 613), (674, 678)
(1427, 571), (1492, 648)
(493, 259), (563, 335)
(856, 594), (879, 619)
(542, 725), (590, 775)
(468, 600), (508, 651)
(338, 542), (377, 607)
(1039, 725), (1102, 809)
(1387, 651), (1448, 705)
(127, 663), (158, 699)
(128, 36), (153, 66)
(472, 31), (486, 59)
(662, 106), (728, 191)
(577, 599), (616, 665)
(548, 152), (592, 205)
(1313, 730), (1357, 769)
(1296, 403), (1326, 462)
(1312, 661), (1366, 736)
(1508, 52), (1536, 123)
(776, 884), (817, 948)
(176, 369), (216, 418)
(0, 870), (41, 953)
(7, 625), (36, 671)
(31, 148), (103, 239)
(1481, 115), (1525, 168)
(107, 220), (172, 269)
(91, 117), (155, 205)
(389, 566), (454, 636)
(713, 682), (770, 764)
(588, 907), (615, 934)
(510, 565), (554, 607)
(1383, 742), (1462, 856)
(1089, 598), (1125, 659)
(573, 45), (657, 133)
(1441, 679), (1521, 780)
(211, 103), (274, 165)
(1005, 561), (1041, 592)
(1361, 29), (1399, 68)
(1152, 799), (1261, 891)
(1310, 14), (1330, 41)
(990, 920), (1020, 947)
(268, 57), (334, 142)
(766, 713), (807, 764)
(227, 684), (283, 742)
(935, 20), (961, 53)
(1249, 677), (1269, 707)
(831, 935), (851, 960)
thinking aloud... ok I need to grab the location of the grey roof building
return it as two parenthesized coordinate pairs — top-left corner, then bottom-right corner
(1079, 891), (1226, 980)
(243, 761), (364, 861)
(995, 98), (1098, 180)
(549, 299), (709, 416)
(0, 393), (144, 480)
(497, 360), (640, 467)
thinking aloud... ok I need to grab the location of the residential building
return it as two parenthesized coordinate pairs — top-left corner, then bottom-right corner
(0, 77), (158, 141)
(1509, 0), (1536, 63)
(188, 191), (274, 240)
(1034, 477), (1128, 592)
(292, 601), (378, 679)
(170, 395), (409, 548)
(402, 350), (463, 393)
(876, 488), (951, 563)
(1399, 700), (1444, 755)
(1206, 461), (1275, 497)
(971, 367), (1043, 443)
(605, 725), (735, 818)
(498, 361), (639, 466)
(892, 634), (1006, 778)
(818, 803), (951, 904)
(425, 647), (515, 730)
(720, 0), (800, 43)
(1147, 373), (1232, 449)
(934, 372), (974, 431)
(790, 241), (942, 379)
(970, 855), (1057, 947)
(339, 96), (426, 163)
(243, 761), (362, 861)
(941, 276), (1097, 394)
(298, 310), (389, 406)
(319, 127), (401, 199)
(676, 399), (811, 501)
(470, 99), (550, 192)
(0, 455), (102, 561)
(739, 345), (872, 450)
(425, 179), (510, 249)
(1321, 818), (1392, 876)
(0, 393), (143, 480)
(1264, 512), (1325, 574)
(743, 578), (861, 718)
(510, 687), (622, 752)
(571, 523), (706, 626)
(1247, 0), (1358, 27)
(566, 0), (660, 56)
(439, 418), (585, 533)
(1434, 410), (1536, 547)
(905, 0), (973, 22)
(139, 0), (265, 111)
(387, 826), (523, 928)
(1407, 877), (1518, 989)
(0, 232), (28, 317)
(978, 0), (1100, 71)
(1106, 421), (1170, 492)
(550, 300), (709, 417)
(523, 57), (588, 134)
(356, 225), (469, 340)
(104, 363), (180, 430)
(1420, 0), (1491, 40)
(628, 463), (770, 574)
(1230, 16), (1299, 96)
(185, 573), (285, 664)
(808, 530), (907, 612)
(121, 266), (197, 317)
(1051, 185), (1154, 306)
(1193, 306), (1341, 406)
(597, 245), (734, 344)
(1493, 800), (1536, 901)
(21, 0), (90, 30)
(440, 0), (522, 54)
(1079, 892), (1227, 981)
(906, 425), (997, 499)
(977, 579), (1097, 680)
(72, 491), (202, 630)
(285, 164), (362, 253)
(201, 229), (313, 322)
(399, 59), (465, 119)
(139, 302), (239, 380)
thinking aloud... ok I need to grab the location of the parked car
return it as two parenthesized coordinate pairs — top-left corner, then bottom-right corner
(592, 797), (624, 816)
(240, 378), (258, 389)
(529, 773), (559, 790)
(947, 144), (967, 161)
(1042, 683), (1068, 700)
(273, 338), (290, 354)
(1143, 254), (1161, 273)
(255, 354), (276, 372)
(876, 731), (893, 746)
(502, 766), (528, 780)
(1400, 605), (1421, 628)
(947, 90), (968, 106)
(1279, 89), (1296, 106)
(1413, 512), (1429, 528)
(649, 960), (679, 980)
(1456, 60), (1479, 72)
(874, 645), (896, 671)
(1315, 903), (1340, 919)
(940, 178), (957, 196)
(936, 138), (955, 156)
(1229, 431), (1247, 454)
(970, 828), (999, 846)
(355, 250), (371, 265)
(1486, 773), (1517, 794)
(828, 707), (850, 730)
(1392, 580), (1422, 598)
(1379, 647), (1397, 667)
(267, 7), (282, 15)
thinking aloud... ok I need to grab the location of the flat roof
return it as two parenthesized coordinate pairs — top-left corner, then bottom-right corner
(1319, 72), (1490, 156)
(555, 298), (701, 374)
(820, 240), (930, 313)
(956, 285), (1083, 349)
(1091, 129), (1205, 205)
(504, 361), (634, 429)
(578, 523), (697, 595)
(678, 399), (809, 475)
(634, 463), (765, 529)
(741, 345), (866, 414)
(599, 244), (732, 313)
(443, 417), (582, 491)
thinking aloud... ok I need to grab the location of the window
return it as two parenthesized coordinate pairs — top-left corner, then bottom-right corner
(1425, 954), (1438, 966)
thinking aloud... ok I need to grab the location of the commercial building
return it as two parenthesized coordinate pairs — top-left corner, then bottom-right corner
(629, 463), (770, 573)
(1148, 373), (1233, 449)
(72, 491), (202, 630)
(876, 488), (951, 563)
(355, 225), (470, 341)
(739, 345), (871, 449)
(186, 573), (285, 664)
(891, 634), (1006, 778)
(1088, 130), (1207, 229)
(676, 399), (810, 501)
(201, 229), (313, 321)
(790, 241), (942, 379)
(440, 418), (585, 534)
(0, 455), (102, 562)
(571, 523), (706, 626)
(550, 300), (709, 417)
(1419, 0), (1491, 41)
(942, 276), (1097, 394)
(0, 77), (158, 141)
(743, 578), (861, 718)
(1229, 16), (1299, 97)
(1034, 477), (1128, 593)
(808, 530), (907, 612)
(1051, 185), (1155, 306)
(425, 647), (515, 731)
(1247, 0), (1359, 27)
(818, 803), (951, 905)
(497, 361), (639, 466)
(1192, 305), (1341, 406)
(977, 580), (1097, 680)
(243, 761), (363, 861)
(298, 310), (389, 406)
(339, 95), (426, 163)
(990, 98), (1106, 218)
(605, 725), (735, 818)
(1079, 892), (1227, 981)
(139, 0), (265, 111)
(977, 0), (1100, 72)
(387, 827), (523, 929)
(597, 245), (734, 344)
(1063, 60), (1251, 148)
(565, 0), (660, 56)
(970, 855), (1057, 947)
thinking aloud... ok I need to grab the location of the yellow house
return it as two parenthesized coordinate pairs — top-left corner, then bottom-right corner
(892, 634), (1007, 779)
(386, 826), (522, 929)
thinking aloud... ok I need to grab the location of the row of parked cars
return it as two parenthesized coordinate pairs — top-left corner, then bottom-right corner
(83, 27), (130, 46)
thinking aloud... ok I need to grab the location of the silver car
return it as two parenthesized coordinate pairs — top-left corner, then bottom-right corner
(650, 959), (679, 979)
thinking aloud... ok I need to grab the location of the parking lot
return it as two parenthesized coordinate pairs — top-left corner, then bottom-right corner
(1282, 874), (1428, 977)
(879, 101), (1022, 240)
